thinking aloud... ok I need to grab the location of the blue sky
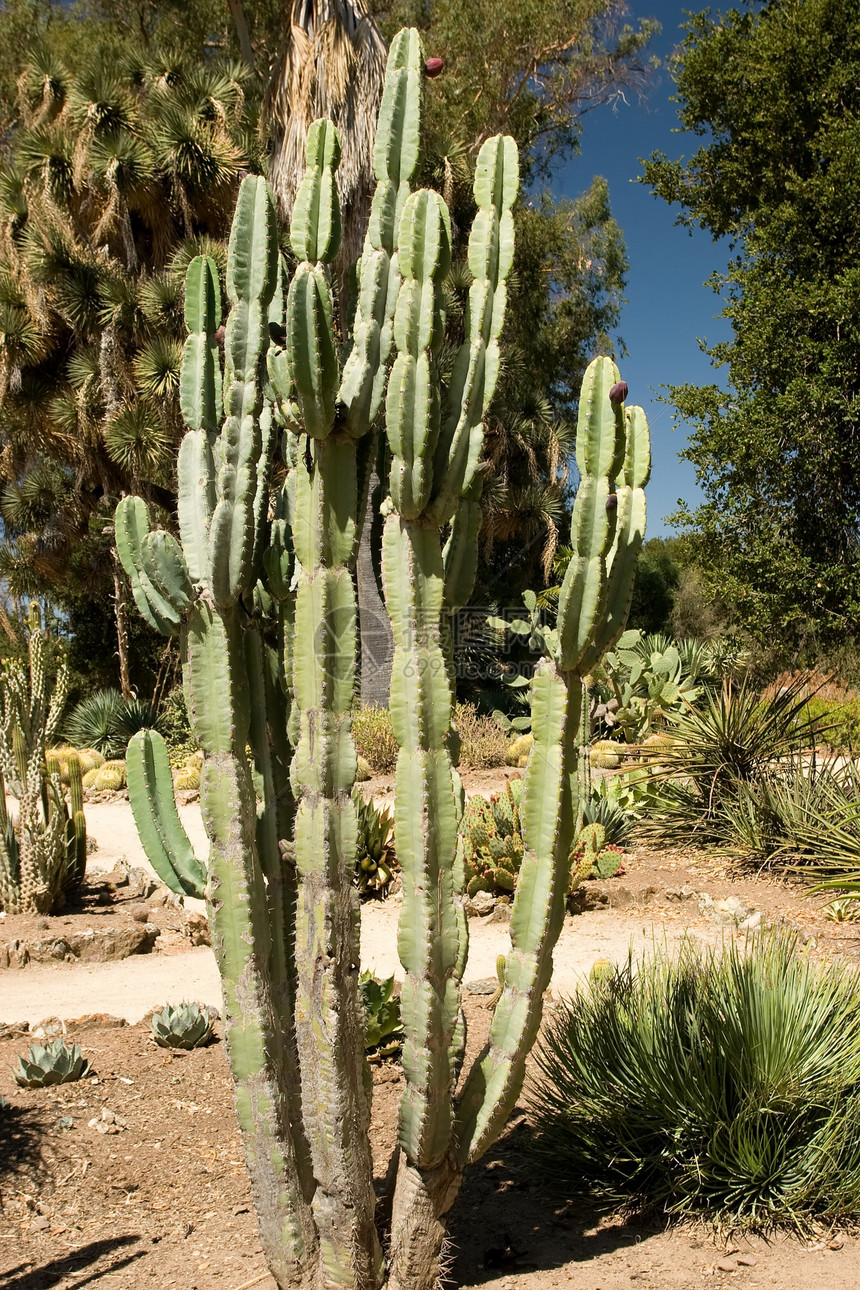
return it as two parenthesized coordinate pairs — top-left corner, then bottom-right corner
(555, 0), (733, 536)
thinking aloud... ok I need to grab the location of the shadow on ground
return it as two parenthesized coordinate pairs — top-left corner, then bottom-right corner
(0, 1236), (143, 1289)
(447, 1116), (663, 1284)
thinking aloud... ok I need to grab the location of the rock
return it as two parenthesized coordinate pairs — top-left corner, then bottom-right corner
(29, 1216), (49, 1232)
(489, 902), (511, 924)
(666, 884), (697, 901)
(716, 1258), (738, 1272)
(65, 1014), (127, 1032)
(736, 1255), (757, 1266)
(0, 1021), (29, 1040)
(89, 1107), (128, 1135)
(465, 891), (496, 917)
(698, 893), (753, 925)
(117, 860), (156, 899)
(739, 911), (763, 932)
(63, 925), (160, 962)
(567, 885), (610, 914)
(147, 884), (183, 909)
(30, 1018), (65, 1039)
(184, 911), (211, 947)
(131, 906), (150, 924)
(466, 978), (499, 995)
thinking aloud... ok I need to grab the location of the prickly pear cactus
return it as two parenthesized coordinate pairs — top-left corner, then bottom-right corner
(461, 782), (525, 897)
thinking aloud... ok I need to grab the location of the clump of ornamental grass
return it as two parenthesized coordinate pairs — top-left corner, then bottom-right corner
(528, 930), (860, 1232)
(352, 706), (399, 774)
(453, 702), (508, 769)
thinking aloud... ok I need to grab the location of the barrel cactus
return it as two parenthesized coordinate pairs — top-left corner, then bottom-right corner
(117, 26), (649, 1290)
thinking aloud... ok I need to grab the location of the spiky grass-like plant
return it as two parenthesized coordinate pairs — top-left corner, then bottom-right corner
(530, 930), (860, 1231)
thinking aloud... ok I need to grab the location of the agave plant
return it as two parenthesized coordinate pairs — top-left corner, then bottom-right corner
(150, 1001), (213, 1050)
(13, 1039), (91, 1087)
(353, 791), (396, 897)
(359, 972), (404, 1060)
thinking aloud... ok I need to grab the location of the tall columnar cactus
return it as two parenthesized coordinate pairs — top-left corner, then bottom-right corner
(118, 27), (649, 1290)
(0, 605), (84, 915)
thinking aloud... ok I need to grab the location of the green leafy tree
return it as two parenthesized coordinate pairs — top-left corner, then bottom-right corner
(644, 0), (860, 656)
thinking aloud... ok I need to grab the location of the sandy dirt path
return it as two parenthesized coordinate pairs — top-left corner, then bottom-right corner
(1, 799), (720, 1024)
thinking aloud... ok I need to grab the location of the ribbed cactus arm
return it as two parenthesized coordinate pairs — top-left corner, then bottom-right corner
(385, 189), (451, 519)
(383, 517), (461, 1167)
(115, 496), (184, 636)
(455, 664), (577, 1163)
(180, 254), (223, 434)
(285, 120), (382, 1290)
(339, 27), (425, 437)
(209, 176), (279, 606)
(126, 730), (206, 899)
(428, 134), (519, 527)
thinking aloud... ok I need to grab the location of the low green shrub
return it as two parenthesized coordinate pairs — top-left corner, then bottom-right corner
(353, 706), (399, 774)
(529, 931), (860, 1230)
(453, 702), (508, 769)
(805, 696), (860, 750)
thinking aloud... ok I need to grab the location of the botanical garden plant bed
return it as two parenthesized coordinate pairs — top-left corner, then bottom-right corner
(1, 1009), (859, 1290)
(0, 867), (202, 969)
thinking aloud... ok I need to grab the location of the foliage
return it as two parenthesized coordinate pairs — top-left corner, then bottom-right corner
(805, 696), (860, 751)
(13, 1038), (91, 1087)
(0, 35), (261, 619)
(150, 1001), (213, 1050)
(639, 676), (822, 848)
(530, 931), (860, 1230)
(453, 702), (508, 770)
(644, 0), (860, 653)
(64, 687), (164, 758)
(579, 783), (632, 848)
(359, 972), (404, 1060)
(352, 705), (399, 775)
(627, 537), (680, 635)
(353, 791), (396, 898)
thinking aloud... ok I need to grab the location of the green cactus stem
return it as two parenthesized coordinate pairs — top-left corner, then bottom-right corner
(126, 730), (206, 899)
(454, 357), (649, 1174)
(117, 175), (318, 1290)
(283, 117), (382, 1290)
(382, 132), (520, 1290)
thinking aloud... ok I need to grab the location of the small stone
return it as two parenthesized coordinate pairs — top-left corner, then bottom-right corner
(736, 1255), (757, 1266)
(29, 1216), (49, 1231)
(715, 1258), (738, 1273)
(466, 978), (498, 996)
(665, 884), (697, 901)
(827, 1239), (844, 1251)
(489, 902), (511, 924)
(36, 918), (50, 930)
(131, 906), (150, 924)
(466, 890), (495, 917)
(739, 912), (762, 932)
(232, 1204), (250, 1216)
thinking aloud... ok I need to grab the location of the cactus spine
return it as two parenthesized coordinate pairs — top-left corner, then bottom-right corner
(117, 27), (649, 1290)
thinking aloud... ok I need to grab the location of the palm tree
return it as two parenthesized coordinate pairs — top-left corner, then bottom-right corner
(0, 44), (260, 689)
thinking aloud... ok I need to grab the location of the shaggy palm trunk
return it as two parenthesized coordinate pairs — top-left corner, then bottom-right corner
(357, 461), (393, 707)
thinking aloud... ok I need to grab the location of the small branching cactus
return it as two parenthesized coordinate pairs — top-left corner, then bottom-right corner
(0, 606), (87, 914)
(150, 1001), (214, 1049)
(14, 1039), (91, 1087)
(571, 821), (624, 885)
(116, 26), (649, 1290)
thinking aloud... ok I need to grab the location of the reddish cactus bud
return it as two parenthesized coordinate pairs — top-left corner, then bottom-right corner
(609, 381), (628, 405)
(424, 57), (444, 78)
(605, 493), (618, 512)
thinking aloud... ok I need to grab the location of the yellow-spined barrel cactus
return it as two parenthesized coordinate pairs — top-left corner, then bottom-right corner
(116, 27), (649, 1290)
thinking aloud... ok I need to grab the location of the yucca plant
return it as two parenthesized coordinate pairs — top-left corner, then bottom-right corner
(530, 930), (860, 1230)
(64, 687), (164, 758)
(14, 1039), (91, 1087)
(150, 1001), (213, 1050)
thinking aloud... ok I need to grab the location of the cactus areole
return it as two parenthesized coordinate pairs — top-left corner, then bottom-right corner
(116, 26), (650, 1290)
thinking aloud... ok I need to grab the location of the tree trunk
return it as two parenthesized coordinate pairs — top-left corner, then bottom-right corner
(113, 556), (133, 700)
(357, 467), (393, 708)
(226, 0), (255, 70)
